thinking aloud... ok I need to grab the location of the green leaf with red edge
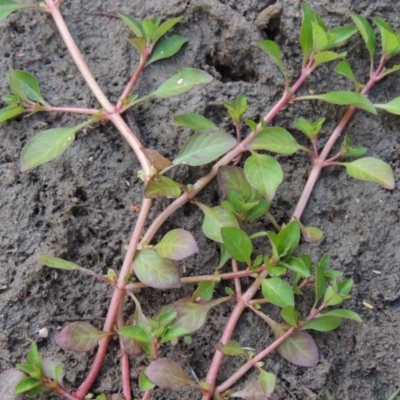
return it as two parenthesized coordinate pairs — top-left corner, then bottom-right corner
(173, 129), (236, 166)
(221, 226), (253, 265)
(301, 316), (343, 332)
(261, 277), (294, 308)
(342, 157), (394, 189)
(321, 309), (362, 322)
(20, 122), (90, 171)
(0, 105), (25, 123)
(196, 202), (239, 243)
(244, 153), (283, 201)
(144, 175), (182, 198)
(152, 68), (213, 99)
(230, 370), (275, 399)
(145, 358), (194, 390)
(55, 322), (109, 353)
(133, 249), (181, 289)
(0, 0), (32, 21)
(277, 331), (319, 367)
(249, 127), (302, 155)
(147, 36), (188, 65)
(154, 229), (198, 261)
(173, 112), (217, 131)
(0, 368), (26, 399)
(300, 224), (323, 243)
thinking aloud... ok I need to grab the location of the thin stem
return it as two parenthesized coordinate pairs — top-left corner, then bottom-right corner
(291, 55), (387, 221)
(74, 199), (152, 399)
(117, 303), (131, 400)
(44, 0), (152, 178)
(141, 390), (152, 400)
(126, 267), (264, 291)
(231, 259), (242, 296)
(40, 106), (99, 115)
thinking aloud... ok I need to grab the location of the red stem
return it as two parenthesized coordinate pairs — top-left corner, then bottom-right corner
(117, 303), (132, 400)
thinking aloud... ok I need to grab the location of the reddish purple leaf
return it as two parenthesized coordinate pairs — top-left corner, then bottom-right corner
(0, 368), (26, 400)
(145, 358), (193, 390)
(277, 331), (318, 367)
(231, 370), (275, 399)
(155, 229), (199, 260)
(42, 356), (64, 386)
(56, 322), (109, 353)
(134, 250), (181, 289)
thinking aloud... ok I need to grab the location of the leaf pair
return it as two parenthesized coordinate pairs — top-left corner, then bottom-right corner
(118, 13), (187, 65)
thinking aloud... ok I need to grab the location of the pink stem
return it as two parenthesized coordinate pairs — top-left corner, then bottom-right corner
(291, 56), (387, 221)
(117, 303), (132, 400)
(74, 199), (152, 399)
(42, 106), (99, 115)
(231, 259), (242, 296)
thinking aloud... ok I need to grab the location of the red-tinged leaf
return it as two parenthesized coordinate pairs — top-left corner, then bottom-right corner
(56, 322), (109, 353)
(231, 370), (275, 399)
(0, 368), (26, 399)
(174, 297), (229, 333)
(141, 148), (172, 170)
(215, 340), (245, 356)
(300, 224), (323, 242)
(120, 335), (144, 357)
(155, 229), (199, 260)
(145, 358), (193, 390)
(42, 357), (64, 386)
(133, 249), (181, 289)
(277, 331), (319, 367)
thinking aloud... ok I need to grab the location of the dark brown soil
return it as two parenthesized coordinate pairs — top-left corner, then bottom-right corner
(1, 1), (400, 399)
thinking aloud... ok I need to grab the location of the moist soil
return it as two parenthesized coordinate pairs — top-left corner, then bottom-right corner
(1, 1), (400, 399)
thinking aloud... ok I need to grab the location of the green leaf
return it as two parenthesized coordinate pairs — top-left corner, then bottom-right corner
(14, 377), (42, 394)
(322, 309), (362, 322)
(315, 254), (329, 302)
(147, 36), (188, 65)
(300, 91), (376, 114)
(294, 117), (325, 139)
(173, 129), (236, 166)
(376, 23), (400, 57)
(118, 12), (144, 37)
(326, 26), (357, 49)
(142, 18), (157, 41)
(20, 122), (89, 171)
(151, 17), (182, 45)
(223, 94), (248, 123)
(343, 157), (394, 189)
(277, 331), (318, 367)
(261, 277), (294, 308)
(259, 40), (286, 75)
(139, 368), (156, 391)
(144, 175), (182, 198)
(155, 229), (199, 261)
(218, 166), (262, 203)
(381, 64), (400, 77)
(274, 220), (301, 260)
(313, 51), (346, 66)
(221, 227), (253, 265)
(7, 68), (48, 105)
(334, 60), (357, 82)
(283, 256), (311, 278)
(350, 13), (376, 58)
(133, 250), (180, 289)
(56, 322), (108, 353)
(26, 343), (42, 372)
(118, 325), (153, 343)
(323, 286), (346, 306)
(192, 280), (217, 302)
(0, 368), (27, 398)
(375, 96), (400, 115)
(300, 3), (316, 63)
(38, 255), (80, 271)
(312, 21), (329, 52)
(245, 200), (270, 222)
(173, 113), (217, 130)
(216, 340), (245, 356)
(196, 203), (239, 243)
(0, 105), (25, 122)
(280, 306), (299, 327)
(127, 37), (147, 55)
(0, 0), (31, 22)
(302, 316), (343, 332)
(249, 127), (302, 155)
(216, 243), (232, 271)
(300, 224), (323, 243)
(244, 153), (283, 201)
(152, 68), (213, 98)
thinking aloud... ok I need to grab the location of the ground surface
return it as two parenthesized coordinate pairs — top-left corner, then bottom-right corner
(1, 0), (400, 399)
